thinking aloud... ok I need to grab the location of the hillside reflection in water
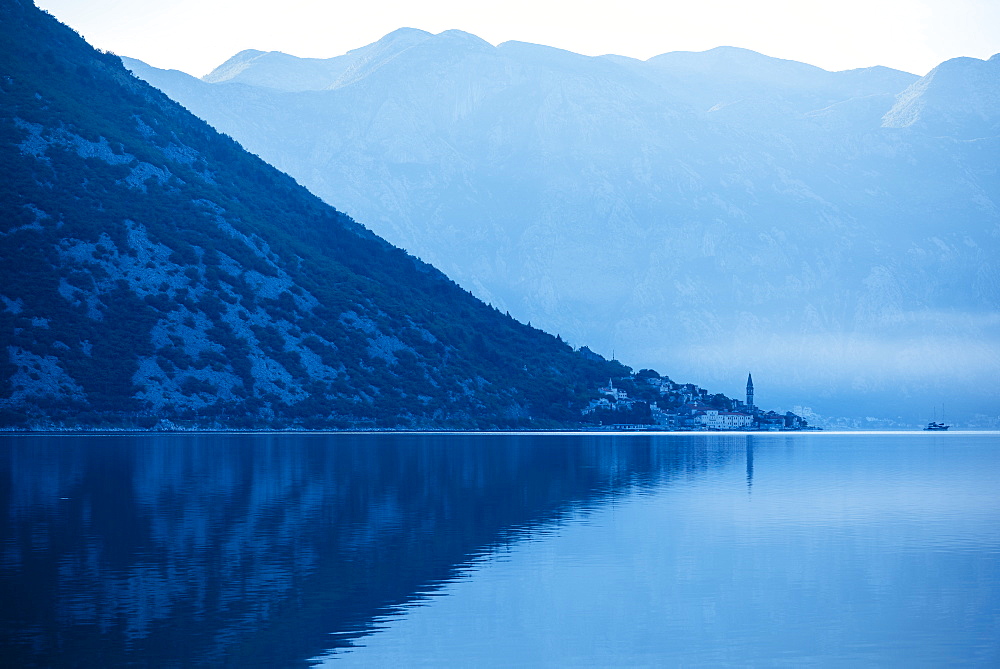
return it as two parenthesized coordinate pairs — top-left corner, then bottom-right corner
(1, 432), (742, 666)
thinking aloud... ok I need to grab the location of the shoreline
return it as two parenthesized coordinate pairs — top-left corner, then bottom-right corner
(3, 428), (997, 437)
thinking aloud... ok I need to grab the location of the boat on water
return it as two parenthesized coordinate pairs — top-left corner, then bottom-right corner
(924, 422), (950, 431)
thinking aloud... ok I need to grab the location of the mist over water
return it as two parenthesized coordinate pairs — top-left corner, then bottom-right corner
(662, 327), (1000, 426)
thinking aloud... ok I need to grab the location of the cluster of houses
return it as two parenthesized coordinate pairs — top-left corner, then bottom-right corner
(582, 373), (809, 431)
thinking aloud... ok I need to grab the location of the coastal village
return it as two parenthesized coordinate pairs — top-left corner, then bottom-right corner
(581, 370), (811, 431)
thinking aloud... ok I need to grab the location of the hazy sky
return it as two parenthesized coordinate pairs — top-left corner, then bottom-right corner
(36, 0), (1000, 77)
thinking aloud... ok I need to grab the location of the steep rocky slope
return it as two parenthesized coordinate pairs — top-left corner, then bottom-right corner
(0, 0), (641, 430)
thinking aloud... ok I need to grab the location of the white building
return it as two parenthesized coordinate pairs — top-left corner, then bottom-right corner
(598, 379), (628, 400)
(698, 409), (753, 430)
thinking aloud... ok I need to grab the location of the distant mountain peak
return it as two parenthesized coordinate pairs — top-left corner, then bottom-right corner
(836, 64), (916, 78)
(346, 26), (433, 56)
(882, 53), (1000, 137)
(372, 26), (432, 41)
(647, 45), (826, 78)
(202, 49), (269, 84)
(435, 28), (487, 41)
(229, 48), (268, 60)
(696, 45), (778, 60)
(328, 28), (435, 90)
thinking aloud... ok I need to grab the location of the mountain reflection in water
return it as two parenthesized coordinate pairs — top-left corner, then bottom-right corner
(0, 432), (741, 666)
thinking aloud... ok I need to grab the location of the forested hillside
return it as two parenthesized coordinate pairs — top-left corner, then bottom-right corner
(0, 0), (638, 429)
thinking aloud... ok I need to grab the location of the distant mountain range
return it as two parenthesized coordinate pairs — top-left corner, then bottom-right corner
(0, 0), (649, 430)
(121, 29), (1000, 425)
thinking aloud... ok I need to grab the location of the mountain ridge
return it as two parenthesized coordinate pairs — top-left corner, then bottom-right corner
(121, 29), (1000, 425)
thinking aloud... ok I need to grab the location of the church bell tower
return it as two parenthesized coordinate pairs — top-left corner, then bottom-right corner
(746, 373), (754, 412)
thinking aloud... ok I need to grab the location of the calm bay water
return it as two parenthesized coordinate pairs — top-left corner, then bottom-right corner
(1, 432), (997, 666)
